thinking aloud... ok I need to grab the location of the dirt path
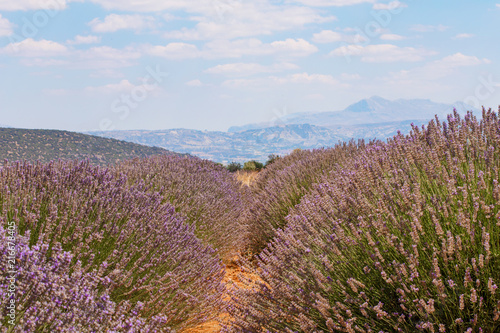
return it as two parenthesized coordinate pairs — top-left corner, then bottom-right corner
(185, 175), (259, 333)
(183, 320), (221, 333)
(182, 266), (240, 333)
(183, 263), (260, 333)
(236, 170), (260, 187)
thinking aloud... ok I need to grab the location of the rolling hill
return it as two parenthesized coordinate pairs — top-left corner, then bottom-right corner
(0, 127), (178, 166)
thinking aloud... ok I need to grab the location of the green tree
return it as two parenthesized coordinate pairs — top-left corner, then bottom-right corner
(226, 162), (242, 172)
(243, 160), (263, 171)
(264, 154), (280, 167)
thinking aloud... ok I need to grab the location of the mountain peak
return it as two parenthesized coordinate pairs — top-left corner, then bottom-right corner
(368, 95), (388, 102)
(344, 96), (389, 113)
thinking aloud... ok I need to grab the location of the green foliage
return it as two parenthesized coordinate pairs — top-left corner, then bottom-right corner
(243, 160), (264, 171)
(226, 161), (242, 172)
(264, 154), (280, 167)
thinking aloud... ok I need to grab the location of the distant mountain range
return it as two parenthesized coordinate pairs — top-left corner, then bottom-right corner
(90, 124), (346, 164)
(228, 96), (474, 132)
(88, 96), (479, 164)
(0, 128), (178, 166)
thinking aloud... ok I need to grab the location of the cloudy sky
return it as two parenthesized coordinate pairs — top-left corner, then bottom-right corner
(0, 0), (499, 132)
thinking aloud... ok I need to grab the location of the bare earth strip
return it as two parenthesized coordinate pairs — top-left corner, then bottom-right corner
(183, 262), (262, 333)
(184, 174), (260, 333)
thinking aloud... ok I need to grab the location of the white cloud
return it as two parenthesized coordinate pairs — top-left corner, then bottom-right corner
(269, 39), (318, 57)
(0, 14), (13, 36)
(330, 44), (435, 62)
(89, 0), (354, 12)
(67, 35), (101, 45)
(288, 0), (374, 6)
(203, 38), (318, 59)
(85, 79), (136, 94)
(19, 58), (69, 67)
(222, 72), (340, 89)
(147, 43), (200, 60)
(1, 38), (141, 70)
(89, 69), (124, 78)
(313, 30), (343, 43)
(201, 39), (265, 58)
(204, 62), (298, 76)
(278, 72), (338, 84)
(341, 73), (361, 80)
(380, 33), (405, 40)
(312, 30), (367, 43)
(78, 46), (141, 68)
(88, 0), (200, 12)
(81, 46), (140, 59)
(0, 0), (72, 11)
(437, 53), (490, 67)
(163, 3), (334, 40)
(89, 0), (335, 41)
(496, 4), (500, 8)
(51, 46), (141, 70)
(372, 1), (407, 10)
(410, 24), (448, 32)
(389, 53), (491, 82)
(186, 79), (203, 87)
(89, 14), (156, 33)
(453, 33), (475, 40)
(147, 38), (318, 60)
(1, 38), (68, 57)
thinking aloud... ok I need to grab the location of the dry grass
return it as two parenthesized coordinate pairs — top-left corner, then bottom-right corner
(235, 170), (260, 187)
(182, 320), (221, 333)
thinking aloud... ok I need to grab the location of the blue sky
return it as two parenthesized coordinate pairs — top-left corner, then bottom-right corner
(0, 0), (499, 132)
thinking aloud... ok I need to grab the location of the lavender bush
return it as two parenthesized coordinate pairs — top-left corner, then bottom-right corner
(0, 160), (225, 331)
(242, 142), (365, 255)
(114, 155), (250, 261)
(227, 109), (500, 332)
(0, 227), (169, 332)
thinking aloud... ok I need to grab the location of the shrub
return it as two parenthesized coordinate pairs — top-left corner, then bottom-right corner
(227, 109), (500, 332)
(264, 154), (280, 167)
(243, 160), (264, 171)
(114, 155), (250, 261)
(0, 227), (169, 332)
(242, 142), (365, 255)
(0, 160), (225, 331)
(227, 162), (242, 173)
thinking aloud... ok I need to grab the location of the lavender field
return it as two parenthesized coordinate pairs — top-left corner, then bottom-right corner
(2, 108), (500, 332)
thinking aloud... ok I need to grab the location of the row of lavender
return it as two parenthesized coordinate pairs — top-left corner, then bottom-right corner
(0, 155), (249, 331)
(240, 142), (368, 256)
(113, 156), (250, 262)
(226, 109), (500, 332)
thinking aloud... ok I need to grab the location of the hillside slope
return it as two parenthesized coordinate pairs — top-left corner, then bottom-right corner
(0, 127), (178, 166)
